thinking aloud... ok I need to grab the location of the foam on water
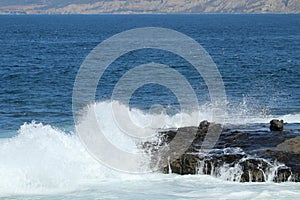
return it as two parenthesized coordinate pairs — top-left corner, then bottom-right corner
(0, 122), (106, 195)
(279, 113), (300, 124)
(0, 119), (151, 196)
(0, 101), (299, 197)
(197, 153), (293, 183)
(90, 100), (299, 128)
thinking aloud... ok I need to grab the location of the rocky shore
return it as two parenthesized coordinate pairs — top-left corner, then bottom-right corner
(144, 120), (300, 182)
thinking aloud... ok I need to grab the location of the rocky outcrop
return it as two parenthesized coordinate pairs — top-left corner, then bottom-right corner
(144, 119), (300, 182)
(270, 119), (284, 131)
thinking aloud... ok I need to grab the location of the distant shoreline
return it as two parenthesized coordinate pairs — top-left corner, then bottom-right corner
(1, 0), (299, 15)
(0, 13), (299, 16)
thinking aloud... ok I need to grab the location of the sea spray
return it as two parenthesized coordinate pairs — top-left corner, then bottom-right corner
(0, 101), (298, 195)
(0, 121), (136, 195)
(90, 100), (299, 126)
(196, 152), (293, 183)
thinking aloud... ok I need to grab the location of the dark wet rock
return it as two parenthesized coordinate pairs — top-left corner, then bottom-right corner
(163, 153), (199, 175)
(194, 121), (223, 148)
(158, 129), (177, 143)
(215, 128), (297, 152)
(273, 166), (292, 183)
(259, 149), (300, 182)
(240, 169), (265, 182)
(142, 126), (198, 170)
(198, 120), (210, 133)
(143, 120), (300, 182)
(239, 158), (269, 182)
(197, 154), (245, 176)
(163, 151), (294, 182)
(270, 119), (284, 131)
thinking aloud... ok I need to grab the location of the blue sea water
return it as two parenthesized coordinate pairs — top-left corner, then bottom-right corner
(0, 14), (299, 199)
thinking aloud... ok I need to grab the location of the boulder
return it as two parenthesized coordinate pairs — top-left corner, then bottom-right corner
(270, 119), (284, 131)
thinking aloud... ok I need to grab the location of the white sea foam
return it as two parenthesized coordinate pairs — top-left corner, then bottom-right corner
(279, 113), (300, 124)
(0, 101), (299, 197)
(86, 100), (300, 131)
(0, 121), (134, 196)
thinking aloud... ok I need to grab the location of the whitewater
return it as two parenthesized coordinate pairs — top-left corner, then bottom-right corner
(1, 14), (299, 199)
(0, 101), (299, 199)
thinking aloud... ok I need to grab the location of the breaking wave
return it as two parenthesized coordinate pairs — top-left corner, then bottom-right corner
(0, 100), (299, 195)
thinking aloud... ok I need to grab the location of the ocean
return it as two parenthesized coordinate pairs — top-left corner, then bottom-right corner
(0, 14), (299, 199)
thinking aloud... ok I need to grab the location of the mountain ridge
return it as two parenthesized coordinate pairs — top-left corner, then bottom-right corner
(0, 0), (299, 14)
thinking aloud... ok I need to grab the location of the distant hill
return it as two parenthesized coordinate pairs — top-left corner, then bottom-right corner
(0, 0), (299, 14)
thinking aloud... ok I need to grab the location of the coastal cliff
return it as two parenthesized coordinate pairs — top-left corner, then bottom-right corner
(0, 0), (299, 14)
